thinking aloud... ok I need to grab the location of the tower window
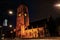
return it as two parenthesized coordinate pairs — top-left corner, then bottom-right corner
(18, 14), (21, 16)
(24, 13), (27, 16)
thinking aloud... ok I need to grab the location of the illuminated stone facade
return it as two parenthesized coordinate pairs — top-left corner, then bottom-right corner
(23, 27), (44, 38)
(16, 4), (44, 38)
(16, 4), (29, 37)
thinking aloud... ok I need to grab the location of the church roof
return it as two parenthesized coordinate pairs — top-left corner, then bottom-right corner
(27, 18), (47, 29)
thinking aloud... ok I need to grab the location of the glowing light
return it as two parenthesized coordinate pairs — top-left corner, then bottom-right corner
(10, 31), (13, 33)
(24, 13), (27, 16)
(18, 14), (21, 16)
(8, 10), (13, 14)
(2, 34), (5, 36)
(9, 25), (12, 28)
(13, 29), (16, 32)
(55, 4), (60, 7)
(1, 37), (4, 40)
(54, 3), (60, 9)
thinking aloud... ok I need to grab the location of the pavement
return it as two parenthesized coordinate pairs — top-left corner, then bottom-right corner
(3, 37), (60, 40)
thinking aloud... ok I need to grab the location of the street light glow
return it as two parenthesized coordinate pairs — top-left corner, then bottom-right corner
(8, 10), (13, 15)
(9, 25), (12, 28)
(10, 31), (13, 33)
(54, 3), (60, 9)
(55, 4), (60, 7)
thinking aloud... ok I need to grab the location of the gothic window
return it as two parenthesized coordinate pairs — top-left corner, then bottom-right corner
(18, 12), (21, 16)
(24, 13), (27, 16)
(18, 14), (21, 16)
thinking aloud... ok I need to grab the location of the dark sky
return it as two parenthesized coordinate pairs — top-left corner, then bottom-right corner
(0, 0), (60, 22)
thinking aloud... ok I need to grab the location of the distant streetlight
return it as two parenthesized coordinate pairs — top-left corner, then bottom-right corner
(10, 31), (13, 33)
(1, 37), (4, 40)
(54, 3), (60, 9)
(13, 29), (16, 32)
(54, 3), (60, 7)
(9, 25), (12, 28)
(8, 10), (13, 15)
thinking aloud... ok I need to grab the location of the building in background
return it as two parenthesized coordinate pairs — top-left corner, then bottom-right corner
(16, 3), (29, 37)
(16, 3), (45, 38)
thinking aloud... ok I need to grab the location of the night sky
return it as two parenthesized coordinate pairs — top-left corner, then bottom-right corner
(0, 0), (60, 23)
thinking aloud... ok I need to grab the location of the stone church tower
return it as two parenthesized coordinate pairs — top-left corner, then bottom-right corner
(16, 4), (29, 37)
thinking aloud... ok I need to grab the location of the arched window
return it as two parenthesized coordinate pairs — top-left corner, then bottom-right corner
(18, 14), (21, 16)
(24, 13), (27, 16)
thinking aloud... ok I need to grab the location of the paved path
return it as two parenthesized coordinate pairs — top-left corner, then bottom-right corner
(2, 37), (60, 40)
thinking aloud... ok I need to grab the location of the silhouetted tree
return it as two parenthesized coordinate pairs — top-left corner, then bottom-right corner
(47, 15), (56, 37)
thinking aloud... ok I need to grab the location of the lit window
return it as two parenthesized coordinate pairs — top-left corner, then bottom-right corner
(13, 29), (16, 32)
(18, 14), (21, 16)
(24, 13), (27, 16)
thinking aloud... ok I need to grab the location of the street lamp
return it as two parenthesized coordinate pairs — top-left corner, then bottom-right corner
(10, 31), (13, 33)
(54, 2), (60, 9)
(8, 10), (13, 15)
(9, 25), (12, 28)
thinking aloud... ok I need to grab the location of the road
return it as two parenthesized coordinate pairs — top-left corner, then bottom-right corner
(3, 37), (60, 40)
